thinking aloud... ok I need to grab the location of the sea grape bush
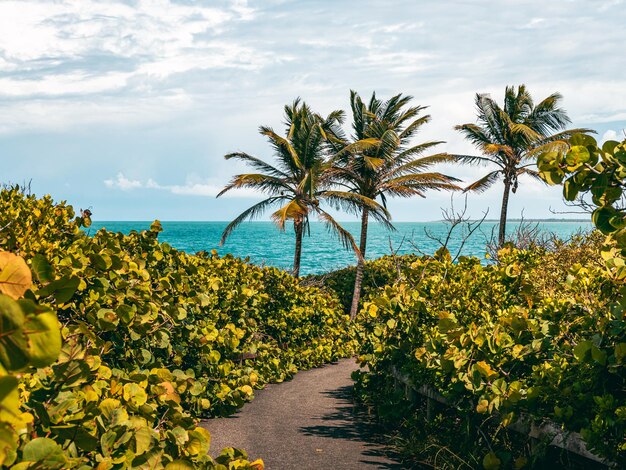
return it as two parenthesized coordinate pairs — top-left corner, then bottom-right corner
(349, 238), (626, 467)
(305, 254), (420, 313)
(538, 134), (626, 282)
(0, 186), (354, 468)
(0, 251), (62, 467)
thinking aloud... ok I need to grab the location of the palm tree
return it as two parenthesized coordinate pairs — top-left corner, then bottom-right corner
(455, 85), (594, 247)
(332, 91), (461, 319)
(218, 99), (386, 278)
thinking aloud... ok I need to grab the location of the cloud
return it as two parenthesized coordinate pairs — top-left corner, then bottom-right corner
(0, 0), (273, 132)
(4, 0), (626, 221)
(104, 173), (257, 198)
(519, 17), (547, 29)
(104, 172), (142, 190)
(601, 129), (626, 143)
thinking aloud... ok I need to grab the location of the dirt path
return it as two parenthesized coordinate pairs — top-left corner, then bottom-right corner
(202, 358), (405, 469)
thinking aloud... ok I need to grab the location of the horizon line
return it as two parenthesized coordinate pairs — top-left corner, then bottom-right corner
(90, 218), (593, 223)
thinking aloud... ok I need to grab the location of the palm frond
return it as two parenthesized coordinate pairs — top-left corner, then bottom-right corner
(217, 173), (290, 198)
(271, 199), (308, 231)
(333, 137), (380, 161)
(518, 167), (544, 182)
(259, 126), (303, 171)
(321, 190), (391, 219)
(224, 152), (287, 178)
(454, 123), (493, 149)
(394, 141), (444, 163)
(383, 172), (462, 191)
(450, 153), (503, 168)
(398, 114), (431, 140)
(384, 153), (456, 177)
(464, 170), (501, 193)
(220, 197), (282, 245)
(315, 208), (363, 260)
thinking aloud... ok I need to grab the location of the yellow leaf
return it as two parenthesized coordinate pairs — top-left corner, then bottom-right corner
(475, 361), (497, 379)
(476, 399), (489, 413)
(0, 252), (32, 299)
(250, 459), (265, 470)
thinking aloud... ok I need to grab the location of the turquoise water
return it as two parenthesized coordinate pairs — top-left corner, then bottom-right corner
(87, 221), (592, 275)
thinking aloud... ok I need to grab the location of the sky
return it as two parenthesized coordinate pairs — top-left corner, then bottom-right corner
(1, 0), (625, 222)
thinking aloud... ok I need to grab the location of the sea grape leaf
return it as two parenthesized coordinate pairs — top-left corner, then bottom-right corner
(36, 275), (80, 304)
(165, 461), (195, 470)
(21, 438), (67, 469)
(565, 145), (590, 166)
(573, 340), (592, 361)
(0, 296), (28, 371)
(30, 254), (54, 284)
(0, 252), (32, 300)
(123, 383), (148, 407)
(23, 311), (61, 368)
(483, 451), (501, 470)
(0, 376), (20, 421)
(592, 207), (619, 234)
(186, 428), (211, 456)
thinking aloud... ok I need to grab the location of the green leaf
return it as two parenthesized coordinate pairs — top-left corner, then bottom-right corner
(615, 343), (626, 363)
(592, 207), (619, 234)
(602, 140), (619, 154)
(36, 275), (80, 304)
(150, 220), (163, 233)
(540, 169), (564, 185)
(133, 423), (153, 456)
(591, 346), (607, 365)
(21, 438), (67, 469)
(0, 422), (18, 467)
(573, 340), (592, 361)
(565, 145), (590, 166)
(563, 179), (580, 201)
(169, 426), (189, 446)
(165, 462), (195, 470)
(31, 254), (54, 284)
(23, 311), (61, 368)
(0, 376), (20, 421)
(570, 133), (597, 147)
(186, 428), (211, 456)
(0, 296), (28, 371)
(97, 309), (120, 331)
(123, 383), (148, 407)
(483, 451), (501, 470)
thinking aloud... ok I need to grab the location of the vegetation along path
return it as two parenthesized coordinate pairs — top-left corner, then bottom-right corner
(202, 359), (405, 469)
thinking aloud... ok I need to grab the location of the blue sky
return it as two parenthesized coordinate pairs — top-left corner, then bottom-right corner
(1, 0), (625, 221)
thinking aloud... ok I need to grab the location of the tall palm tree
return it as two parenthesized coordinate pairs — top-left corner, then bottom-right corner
(455, 85), (594, 247)
(332, 91), (461, 319)
(218, 99), (387, 278)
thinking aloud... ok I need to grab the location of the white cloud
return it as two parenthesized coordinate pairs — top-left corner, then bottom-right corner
(0, 1), (267, 102)
(601, 129), (626, 143)
(3, 0), (626, 221)
(519, 17), (546, 29)
(104, 173), (258, 198)
(104, 172), (142, 190)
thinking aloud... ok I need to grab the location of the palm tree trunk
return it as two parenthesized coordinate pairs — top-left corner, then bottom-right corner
(349, 208), (369, 320)
(498, 179), (511, 247)
(293, 218), (303, 278)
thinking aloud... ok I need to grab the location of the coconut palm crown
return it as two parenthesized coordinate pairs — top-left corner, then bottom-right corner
(217, 99), (388, 278)
(455, 85), (594, 246)
(332, 90), (461, 318)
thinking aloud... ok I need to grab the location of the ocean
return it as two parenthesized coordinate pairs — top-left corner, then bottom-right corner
(86, 220), (593, 276)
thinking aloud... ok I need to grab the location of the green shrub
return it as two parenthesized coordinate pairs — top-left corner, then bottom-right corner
(353, 238), (625, 467)
(305, 253), (420, 313)
(0, 186), (354, 468)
